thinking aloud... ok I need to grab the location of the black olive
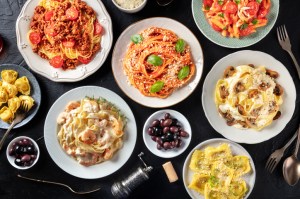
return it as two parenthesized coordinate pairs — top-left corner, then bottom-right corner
(153, 126), (163, 136)
(14, 158), (23, 166)
(15, 145), (23, 155)
(171, 119), (178, 126)
(27, 146), (35, 154)
(164, 113), (171, 119)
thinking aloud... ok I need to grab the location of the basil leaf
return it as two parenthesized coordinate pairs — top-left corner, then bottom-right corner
(235, 0), (240, 4)
(175, 39), (186, 53)
(131, 34), (143, 44)
(240, 23), (248, 30)
(218, 0), (224, 5)
(150, 81), (164, 93)
(205, 5), (210, 10)
(218, 13), (224, 18)
(147, 55), (163, 66)
(252, 19), (258, 25)
(256, 0), (262, 3)
(178, 66), (190, 80)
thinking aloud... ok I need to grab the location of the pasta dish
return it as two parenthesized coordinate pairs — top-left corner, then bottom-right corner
(0, 70), (34, 123)
(202, 0), (271, 38)
(57, 97), (126, 166)
(28, 0), (103, 70)
(123, 27), (196, 98)
(214, 64), (283, 131)
(188, 143), (251, 198)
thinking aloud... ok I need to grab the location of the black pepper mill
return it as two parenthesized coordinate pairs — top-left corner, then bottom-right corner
(111, 152), (153, 198)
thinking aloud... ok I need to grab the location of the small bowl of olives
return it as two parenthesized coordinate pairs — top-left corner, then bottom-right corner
(6, 136), (40, 170)
(143, 109), (192, 158)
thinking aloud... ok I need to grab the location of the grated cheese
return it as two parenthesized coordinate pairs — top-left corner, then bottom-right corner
(114, 0), (144, 9)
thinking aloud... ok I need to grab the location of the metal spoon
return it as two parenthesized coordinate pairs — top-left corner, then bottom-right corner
(156, 0), (174, 6)
(283, 125), (300, 186)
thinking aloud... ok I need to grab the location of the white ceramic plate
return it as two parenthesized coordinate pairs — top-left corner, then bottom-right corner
(16, 0), (113, 82)
(202, 50), (296, 144)
(192, 0), (279, 48)
(112, 17), (204, 108)
(44, 86), (136, 179)
(183, 138), (256, 199)
(143, 109), (192, 158)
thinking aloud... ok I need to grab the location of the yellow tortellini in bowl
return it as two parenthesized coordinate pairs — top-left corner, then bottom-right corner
(0, 69), (34, 123)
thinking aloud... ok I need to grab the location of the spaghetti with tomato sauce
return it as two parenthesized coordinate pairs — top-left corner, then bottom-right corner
(28, 0), (103, 70)
(202, 0), (271, 38)
(123, 27), (196, 98)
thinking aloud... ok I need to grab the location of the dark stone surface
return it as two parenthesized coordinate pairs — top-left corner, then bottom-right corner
(0, 0), (300, 199)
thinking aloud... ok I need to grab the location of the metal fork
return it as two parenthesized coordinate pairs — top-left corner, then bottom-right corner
(277, 25), (300, 79)
(17, 174), (101, 194)
(265, 130), (298, 173)
(0, 102), (28, 151)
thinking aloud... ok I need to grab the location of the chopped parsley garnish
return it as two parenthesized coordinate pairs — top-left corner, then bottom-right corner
(256, 0), (262, 3)
(208, 175), (219, 187)
(252, 19), (258, 25)
(235, 0), (241, 4)
(240, 23), (248, 30)
(218, 13), (224, 18)
(205, 5), (210, 10)
(218, 0), (224, 5)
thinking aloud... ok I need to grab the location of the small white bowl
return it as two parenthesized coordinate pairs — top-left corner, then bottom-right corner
(143, 109), (192, 158)
(6, 136), (40, 170)
(112, 0), (147, 13)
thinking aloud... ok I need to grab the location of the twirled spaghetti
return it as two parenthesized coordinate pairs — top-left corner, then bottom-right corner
(123, 27), (196, 98)
(57, 97), (126, 166)
(28, 0), (102, 70)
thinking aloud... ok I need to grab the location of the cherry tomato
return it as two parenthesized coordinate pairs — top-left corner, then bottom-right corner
(29, 32), (41, 45)
(211, 23), (222, 32)
(239, 26), (254, 37)
(224, 2), (238, 14)
(212, 2), (222, 12)
(50, 56), (63, 68)
(224, 12), (233, 25)
(44, 24), (57, 36)
(62, 39), (75, 48)
(78, 56), (92, 64)
(203, 0), (213, 7)
(66, 7), (78, 20)
(245, 2), (260, 16)
(257, 8), (268, 18)
(94, 21), (102, 35)
(44, 11), (54, 21)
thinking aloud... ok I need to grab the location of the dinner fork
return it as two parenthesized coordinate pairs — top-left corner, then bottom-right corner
(277, 25), (300, 79)
(265, 130), (298, 173)
(17, 174), (101, 194)
(0, 102), (28, 151)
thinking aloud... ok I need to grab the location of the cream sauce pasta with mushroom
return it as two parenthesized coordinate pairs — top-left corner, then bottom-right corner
(57, 97), (126, 166)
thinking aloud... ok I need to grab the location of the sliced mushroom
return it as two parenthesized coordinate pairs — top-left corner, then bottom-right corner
(273, 111), (281, 120)
(234, 81), (245, 93)
(237, 120), (249, 128)
(223, 66), (236, 78)
(247, 64), (255, 68)
(250, 107), (262, 117)
(237, 104), (247, 116)
(273, 83), (284, 96)
(219, 85), (229, 99)
(266, 69), (279, 79)
(248, 89), (259, 98)
(258, 82), (270, 91)
(246, 117), (257, 128)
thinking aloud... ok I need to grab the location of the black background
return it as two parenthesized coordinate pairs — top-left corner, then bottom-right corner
(0, 0), (300, 198)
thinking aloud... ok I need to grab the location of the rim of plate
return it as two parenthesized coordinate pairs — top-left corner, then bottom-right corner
(16, 0), (113, 82)
(111, 17), (204, 108)
(44, 86), (137, 179)
(182, 138), (256, 199)
(201, 50), (296, 144)
(191, 0), (279, 48)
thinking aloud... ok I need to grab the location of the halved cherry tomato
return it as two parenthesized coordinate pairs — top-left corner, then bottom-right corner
(44, 11), (54, 21)
(240, 25), (255, 37)
(94, 21), (102, 35)
(257, 7), (268, 18)
(245, 2), (260, 16)
(78, 56), (92, 64)
(50, 56), (63, 68)
(224, 2), (238, 14)
(203, 0), (213, 7)
(29, 32), (41, 45)
(62, 39), (75, 48)
(66, 7), (78, 20)
(211, 23), (222, 32)
(44, 24), (58, 36)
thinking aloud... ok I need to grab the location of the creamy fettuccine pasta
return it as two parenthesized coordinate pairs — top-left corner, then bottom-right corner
(214, 64), (283, 131)
(57, 97), (126, 166)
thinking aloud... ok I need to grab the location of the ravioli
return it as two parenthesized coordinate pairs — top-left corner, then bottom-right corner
(0, 87), (8, 105)
(15, 76), (31, 95)
(2, 82), (18, 98)
(8, 97), (21, 113)
(0, 106), (14, 122)
(1, 70), (18, 84)
(19, 95), (35, 110)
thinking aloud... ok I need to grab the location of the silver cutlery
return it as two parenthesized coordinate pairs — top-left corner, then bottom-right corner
(277, 25), (300, 79)
(265, 129), (298, 173)
(17, 174), (101, 194)
(156, 0), (174, 6)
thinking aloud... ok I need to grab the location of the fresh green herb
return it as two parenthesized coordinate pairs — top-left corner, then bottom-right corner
(234, 0), (240, 4)
(252, 19), (258, 25)
(175, 39), (186, 53)
(150, 81), (164, 93)
(208, 175), (219, 187)
(223, 26), (228, 30)
(218, 13), (224, 18)
(240, 23), (248, 30)
(256, 0), (262, 3)
(130, 34), (143, 44)
(218, 0), (224, 5)
(205, 5), (210, 10)
(147, 55), (163, 66)
(178, 66), (190, 80)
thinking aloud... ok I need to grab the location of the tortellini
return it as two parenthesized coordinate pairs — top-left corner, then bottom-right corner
(0, 69), (34, 123)
(188, 143), (251, 199)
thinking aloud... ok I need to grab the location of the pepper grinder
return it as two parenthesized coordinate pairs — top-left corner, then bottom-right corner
(111, 152), (153, 198)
